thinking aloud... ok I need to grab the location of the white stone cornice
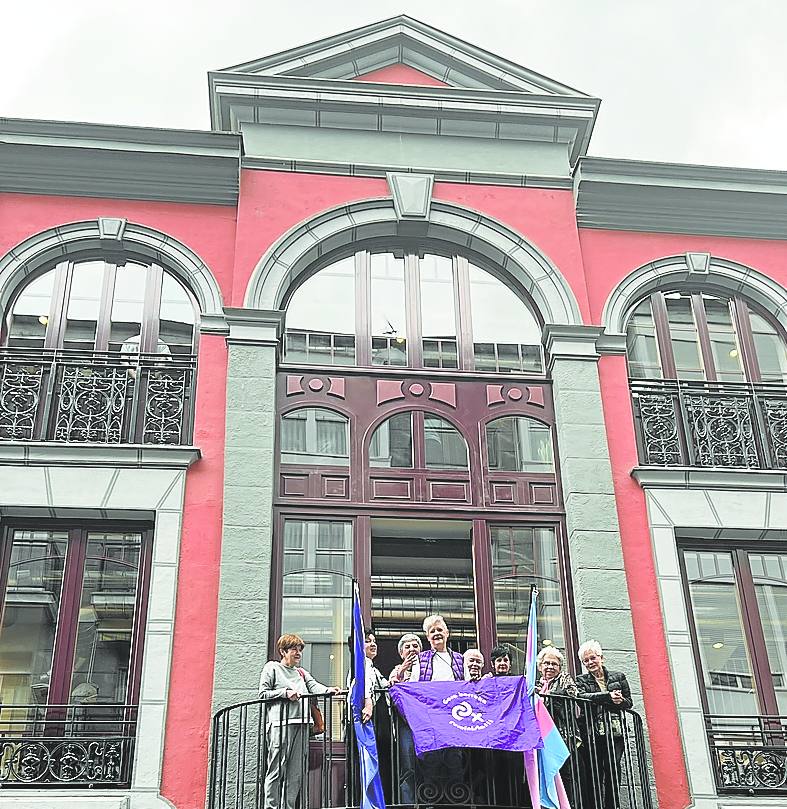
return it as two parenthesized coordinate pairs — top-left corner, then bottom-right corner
(223, 307), (285, 345)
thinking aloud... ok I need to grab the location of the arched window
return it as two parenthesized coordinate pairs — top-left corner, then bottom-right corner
(283, 248), (543, 373)
(486, 416), (554, 473)
(4, 258), (197, 355)
(369, 411), (469, 470)
(280, 408), (349, 466)
(625, 290), (787, 383)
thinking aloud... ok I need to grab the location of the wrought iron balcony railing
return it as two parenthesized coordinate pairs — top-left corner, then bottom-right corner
(0, 348), (196, 445)
(0, 703), (137, 787)
(209, 691), (653, 809)
(630, 378), (787, 469)
(707, 714), (787, 795)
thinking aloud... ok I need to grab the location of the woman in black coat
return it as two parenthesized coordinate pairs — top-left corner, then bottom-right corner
(575, 640), (633, 809)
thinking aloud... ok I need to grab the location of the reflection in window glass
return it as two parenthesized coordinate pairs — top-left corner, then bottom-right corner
(369, 413), (413, 468)
(69, 533), (142, 704)
(683, 550), (759, 715)
(285, 258), (356, 365)
(0, 531), (68, 707)
(491, 526), (562, 674)
(64, 262), (105, 351)
(704, 296), (744, 382)
(424, 415), (468, 469)
(7, 270), (56, 349)
(158, 273), (196, 355)
(281, 520), (352, 707)
(371, 253), (407, 366)
(281, 408), (349, 466)
(664, 293), (705, 380)
(486, 417), (554, 472)
(468, 264), (542, 373)
(420, 255), (458, 369)
(750, 313), (787, 383)
(626, 299), (662, 378)
(109, 263), (147, 353)
(751, 553), (787, 713)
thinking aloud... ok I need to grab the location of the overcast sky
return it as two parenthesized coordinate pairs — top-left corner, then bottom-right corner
(3, 0), (786, 170)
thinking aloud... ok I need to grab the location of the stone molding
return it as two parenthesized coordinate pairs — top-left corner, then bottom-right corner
(223, 307), (285, 345)
(542, 324), (626, 370)
(633, 466), (787, 492)
(387, 172), (434, 219)
(0, 443), (200, 468)
(0, 219), (224, 321)
(244, 198), (582, 328)
(602, 254), (787, 336)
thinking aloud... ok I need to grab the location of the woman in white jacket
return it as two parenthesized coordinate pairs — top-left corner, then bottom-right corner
(258, 633), (339, 809)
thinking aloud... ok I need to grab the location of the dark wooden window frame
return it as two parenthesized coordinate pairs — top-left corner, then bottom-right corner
(631, 289), (787, 383)
(678, 539), (787, 717)
(2, 254), (200, 355)
(0, 518), (154, 708)
(281, 240), (544, 374)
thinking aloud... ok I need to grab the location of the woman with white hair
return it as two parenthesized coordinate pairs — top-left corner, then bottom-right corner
(576, 639), (633, 809)
(536, 646), (578, 698)
(463, 648), (485, 681)
(409, 615), (464, 682)
(388, 633), (423, 803)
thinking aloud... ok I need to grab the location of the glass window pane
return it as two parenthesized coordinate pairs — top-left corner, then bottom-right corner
(683, 549), (759, 715)
(158, 273), (195, 355)
(369, 413), (413, 468)
(664, 293), (705, 380)
(750, 312), (787, 383)
(752, 553), (787, 713)
(64, 262), (106, 351)
(423, 415), (468, 470)
(468, 264), (542, 374)
(285, 258), (356, 365)
(69, 533), (143, 704)
(626, 299), (662, 379)
(491, 526), (563, 674)
(280, 408), (349, 466)
(7, 270), (56, 349)
(419, 255), (458, 369)
(486, 416), (554, 472)
(704, 296), (744, 382)
(281, 520), (352, 704)
(109, 263), (147, 354)
(0, 531), (68, 707)
(370, 253), (407, 366)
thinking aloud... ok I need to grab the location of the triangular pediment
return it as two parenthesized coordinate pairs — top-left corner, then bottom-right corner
(220, 15), (588, 96)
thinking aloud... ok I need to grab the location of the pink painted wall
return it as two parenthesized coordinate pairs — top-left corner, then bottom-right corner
(353, 63), (451, 86)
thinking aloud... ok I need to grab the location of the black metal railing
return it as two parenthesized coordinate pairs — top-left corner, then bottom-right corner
(209, 691), (653, 809)
(0, 703), (137, 787)
(0, 348), (196, 445)
(708, 714), (787, 795)
(630, 378), (787, 469)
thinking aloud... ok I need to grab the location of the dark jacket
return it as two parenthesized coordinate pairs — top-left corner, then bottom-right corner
(575, 667), (633, 711)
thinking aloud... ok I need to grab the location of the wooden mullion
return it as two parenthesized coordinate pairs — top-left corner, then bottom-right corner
(126, 528), (154, 706)
(691, 293), (716, 381)
(650, 293), (677, 379)
(734, 298), (762, 383)
(471, 519), (494, 661)
(94, 262), (117, 352)
(355, 251), (371, 367)
(455, 255), (474, 371)
(141, 264), (164, 354)
(45, 261), (72, 350)
(406, 252), (423, 369)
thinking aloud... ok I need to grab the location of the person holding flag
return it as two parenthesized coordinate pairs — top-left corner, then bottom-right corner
(523, 588), (572, 809)
(349, 585), (386, 809)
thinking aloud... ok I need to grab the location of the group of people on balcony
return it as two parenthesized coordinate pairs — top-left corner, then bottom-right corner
(259, 614), (633, 809)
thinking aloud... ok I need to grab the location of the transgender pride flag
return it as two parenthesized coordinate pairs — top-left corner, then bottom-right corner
(523, 588), (571, 809)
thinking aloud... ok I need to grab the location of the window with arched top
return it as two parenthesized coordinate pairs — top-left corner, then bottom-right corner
(625, 290), (787, 384)
(280, 408), (350, 466)
(369, 411), (469, 470)
(486, 416), (554, 473)
(283, 248), (543, 373)
(4, 258), (197, 355)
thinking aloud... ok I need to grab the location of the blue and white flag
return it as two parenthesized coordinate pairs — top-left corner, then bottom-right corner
(350, 584), (386, 809)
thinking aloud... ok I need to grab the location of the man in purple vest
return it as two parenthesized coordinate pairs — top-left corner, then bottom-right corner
(410, 614), (464, 682)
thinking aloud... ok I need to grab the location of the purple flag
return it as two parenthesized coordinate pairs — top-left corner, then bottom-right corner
(389, 676), (543, 756)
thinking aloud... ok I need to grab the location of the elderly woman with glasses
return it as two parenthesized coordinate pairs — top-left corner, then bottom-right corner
(388, 633), (423, 803)
(259, 634), (340, 809)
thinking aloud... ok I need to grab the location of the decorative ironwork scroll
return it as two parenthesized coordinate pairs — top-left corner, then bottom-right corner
(54, 365), (129, 443)
(714, 746), (787, 792)
(143, 368), (188, 445)
(635, 391), (682, 465)
(683, 391), (758, 468)
(761, 397), (787, 469)
(0, 361), (44, 440)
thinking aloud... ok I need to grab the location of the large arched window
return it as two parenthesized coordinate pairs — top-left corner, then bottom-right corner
(280, 408), (349, 466)
(369, 412), (469, 470)
(3, 258), (197, 355)
(626, 290), (787, 383)
(283, 248), (543, 373)
(486, 416), (554, 473)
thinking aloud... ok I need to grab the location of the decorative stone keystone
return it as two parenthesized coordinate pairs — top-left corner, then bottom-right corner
(387, 172), (434, 219)
(685, 251), (710, 274)
(97, 217), (127, 241)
